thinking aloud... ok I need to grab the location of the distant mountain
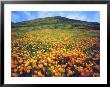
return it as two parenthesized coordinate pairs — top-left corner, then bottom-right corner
(11, 16), (100, 30)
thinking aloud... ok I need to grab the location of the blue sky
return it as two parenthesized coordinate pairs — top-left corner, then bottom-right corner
(11, 11), (100, 23)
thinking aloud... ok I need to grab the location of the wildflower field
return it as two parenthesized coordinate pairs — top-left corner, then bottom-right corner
(11, 28), (100, 77)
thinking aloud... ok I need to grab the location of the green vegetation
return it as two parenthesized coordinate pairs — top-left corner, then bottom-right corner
(12, 16), (100, 30)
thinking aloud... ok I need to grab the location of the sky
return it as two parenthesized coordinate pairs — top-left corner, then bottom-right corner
(11, 11), (100, 23)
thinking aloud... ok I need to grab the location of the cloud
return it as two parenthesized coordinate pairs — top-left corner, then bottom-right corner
(11, 11), (38, 22)
(92, 12), (100, 23)
(22, 11), (37, 20)
(11, 12), (20, 23)
(66, 14), (86, 21)
(37, 11), (57, 18)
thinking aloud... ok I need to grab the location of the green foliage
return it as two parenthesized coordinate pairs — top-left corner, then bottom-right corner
(66, 44), (74, 51)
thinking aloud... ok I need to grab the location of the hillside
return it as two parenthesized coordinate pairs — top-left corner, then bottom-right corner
(11, 16), (100, 77)
(11, 16), (100, 30)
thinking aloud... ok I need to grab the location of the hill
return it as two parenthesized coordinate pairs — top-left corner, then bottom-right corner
(11, 16), (100, 30)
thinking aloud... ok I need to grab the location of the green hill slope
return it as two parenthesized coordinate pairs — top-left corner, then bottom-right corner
(12, 16), (100, 30)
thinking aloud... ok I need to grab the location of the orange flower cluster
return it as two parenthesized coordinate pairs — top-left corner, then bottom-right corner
(11, 29), (100, 77)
